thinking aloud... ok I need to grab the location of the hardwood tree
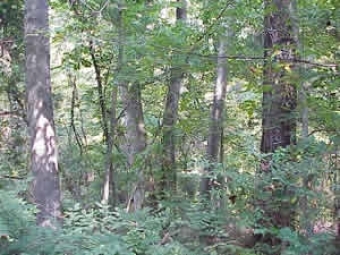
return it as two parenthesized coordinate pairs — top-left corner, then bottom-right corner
(89, 31), (118, 206)
(261, 0), (297, 154)
(159, 0), (187, 198)
(258, 0), (298, 248)
(200, 37), (228, 199)
(116, 3), (147, 212)
(0, 0), (337, 252)
(0, 1), (26, 169)
(25, 0), (61, 227)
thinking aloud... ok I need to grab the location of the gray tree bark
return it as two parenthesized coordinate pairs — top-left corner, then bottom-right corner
(25, 0), (61, 227)
(200, 38), (227, 197)
(159, 0), (187, 198)
(101, 85), (117, 206)
(124, 82), (147, 212)
(113, 4), (147, 212)
(1, 4), (26, 168)
(100, 10), (121, 205)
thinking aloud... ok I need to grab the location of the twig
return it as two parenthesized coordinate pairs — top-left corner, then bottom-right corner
(68, 72), (84, 153)
(0, 175), (24, 180)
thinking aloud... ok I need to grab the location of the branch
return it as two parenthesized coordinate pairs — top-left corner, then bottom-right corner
(0, 110), (27, 125)
(308, 128), (338, 137)
(0, 110), (18, 116)
(151, 42), (339, 69)
(0, 175), (24, 180)
(189, 2), (231, 47)
(187, 50), (338, 69)
(116, 106), (127, 122)
(287, 58), (338, 69)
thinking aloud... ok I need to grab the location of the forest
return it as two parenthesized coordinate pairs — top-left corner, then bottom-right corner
(0, 0), (339, 254)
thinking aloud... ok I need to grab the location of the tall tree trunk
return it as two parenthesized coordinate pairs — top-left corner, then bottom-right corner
(261, 0), (297, 154)
(99, 26), (120, 206)
(298, 49), (313, 240)
(300, 84), (308, 138)
(334, 151), (340, 246)
(258, 0), (298, 249)
(101, 85), (117, 206)
(89, 40), (109, 142)
(296, 0), (311, 235)
(124, 82), (147, 212)
(89, 40), (114, 205)
(113, 4), (146, 212)
(159, 0), (187, 198)
(25, 0), (61, 227)
(200, 38), (227, 198)
(2, 2), (26, 169)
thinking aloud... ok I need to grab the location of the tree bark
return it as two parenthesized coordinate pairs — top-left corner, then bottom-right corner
(261, 0), (297, 154)
(113, 4), (147, 212)
(25, 0), (61, 227)
(257, 0), (298, 249)
(159, 0), (187, 198)
(101, 85), (117, 206)
(296, 0), (311, 235)
(100, 26), (120, 206)
(124, 82), (147, 212)
(200, 38), (227, 197)
(89, 40), (109, 142)
(300, 84), (308, 138)
(1, 2), (26, 168)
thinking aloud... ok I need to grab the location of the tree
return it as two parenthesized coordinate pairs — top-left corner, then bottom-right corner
(25, 0), (61, 227)
(261, 0), (297, 154)
(88, 30), (117, 206)
(258, 0), (298, 248)
(1, 0), (339, 253)
(0, 0), (26, 172)
(124, 81), (147, 212)
(116, 2), (147, 212)
(200, 37), (228, 199)
(159, 0), (187, 198)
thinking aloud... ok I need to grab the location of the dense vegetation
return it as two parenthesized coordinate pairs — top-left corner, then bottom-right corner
(0, 0), (339, 254)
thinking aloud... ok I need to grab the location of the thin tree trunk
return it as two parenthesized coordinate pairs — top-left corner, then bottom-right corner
(298, 21), (312, 236)
(101, 85), (117, 205)
(25, 0), (61, 227)
(299, 69), (313, 239)
(334, 152), (340, 246)
(2, 7), (26, 166)
(68, 73), (84, 153)
(100, 5), (124, 206)
(159, 0), (187, 198)
(89, 40), (115, 205)
(89, 40), (109, 142)
(300, 85), (308, 138)
(69, 1), (116, 206)
(200, 38), (227, 198)
(332, 32), (340, 248)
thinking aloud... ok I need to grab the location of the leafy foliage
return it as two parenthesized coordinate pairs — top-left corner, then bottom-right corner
(0, 0), (340, 254)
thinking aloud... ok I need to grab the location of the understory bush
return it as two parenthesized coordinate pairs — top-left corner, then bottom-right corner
(1, 141), (339, 255)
